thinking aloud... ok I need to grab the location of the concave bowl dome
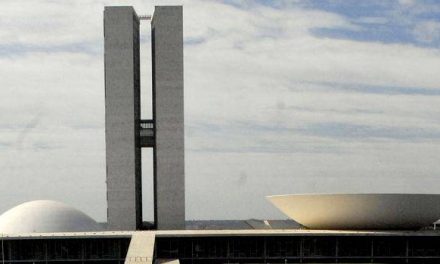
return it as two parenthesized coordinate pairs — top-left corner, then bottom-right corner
(0, 200), (103, 234)
(267, 193), (440, 230)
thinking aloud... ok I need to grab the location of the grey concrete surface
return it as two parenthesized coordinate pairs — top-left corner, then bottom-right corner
(104, 6), (142, 231)
(151, 6), (185, 230)
(125, 233), (155, 264)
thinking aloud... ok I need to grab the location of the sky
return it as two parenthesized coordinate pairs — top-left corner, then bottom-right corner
(0, 0), (440, 222)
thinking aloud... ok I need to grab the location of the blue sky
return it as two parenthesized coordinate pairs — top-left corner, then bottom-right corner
(0, 0), (439, 221)
(224, 0), (440, 47)
(309, 0), (440, 48)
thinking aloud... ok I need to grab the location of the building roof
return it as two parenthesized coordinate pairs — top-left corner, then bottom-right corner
(0, 200), (103, 234)
(2, 229), (440, 240)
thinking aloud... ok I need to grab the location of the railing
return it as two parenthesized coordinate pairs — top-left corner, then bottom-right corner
(140, 119), (154, 129)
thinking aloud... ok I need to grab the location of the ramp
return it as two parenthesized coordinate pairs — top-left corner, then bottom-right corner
(125, 232), (155, 264)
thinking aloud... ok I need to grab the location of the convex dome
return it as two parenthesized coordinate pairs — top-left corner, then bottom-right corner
(0, 200), (102, 234)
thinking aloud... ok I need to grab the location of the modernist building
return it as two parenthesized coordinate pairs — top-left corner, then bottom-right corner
(104, 6), (185, 231)
(1, 5), (440, 264)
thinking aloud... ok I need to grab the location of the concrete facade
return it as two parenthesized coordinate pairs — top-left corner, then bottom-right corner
(104, 5), (185, 231)
(152, 6), (185, 230)
(5, 230), (440, 263)
(104, 6), (142, 230)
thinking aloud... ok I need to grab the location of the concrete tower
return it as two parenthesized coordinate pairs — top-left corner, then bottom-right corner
(104, 6), (184, 230)
(152, 6), (185, 230)
(104, 6), (142, 231)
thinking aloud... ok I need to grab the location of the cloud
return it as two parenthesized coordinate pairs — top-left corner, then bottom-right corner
(355, 16), (389, 25)
(413, 20), (440, 43)
(398, 0), (416, 6)
(0, 0), (440, 220)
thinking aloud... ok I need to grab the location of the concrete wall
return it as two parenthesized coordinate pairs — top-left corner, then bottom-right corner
(152, 6), (185, 230)
(104, 6), (142, 230)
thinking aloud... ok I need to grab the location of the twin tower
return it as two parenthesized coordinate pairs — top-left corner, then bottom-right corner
(104, 6), (184, 230)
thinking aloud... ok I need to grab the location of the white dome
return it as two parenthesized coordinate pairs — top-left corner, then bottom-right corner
(0, 200), (103, 234)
